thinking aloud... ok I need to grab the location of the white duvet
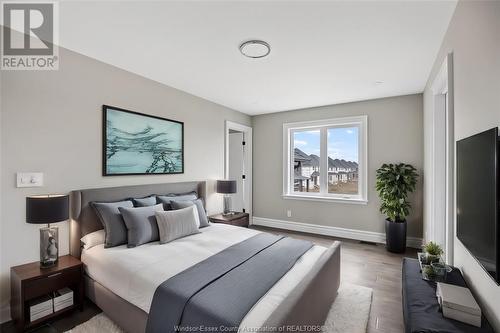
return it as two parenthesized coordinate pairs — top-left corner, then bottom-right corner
(81, 223), (326, 328)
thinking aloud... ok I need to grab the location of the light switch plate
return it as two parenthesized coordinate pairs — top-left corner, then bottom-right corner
(16, 172), (44, 188)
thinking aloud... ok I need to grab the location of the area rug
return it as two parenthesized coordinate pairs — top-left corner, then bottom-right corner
(66, 283), (372, 333)
(323, 283), (373, 333)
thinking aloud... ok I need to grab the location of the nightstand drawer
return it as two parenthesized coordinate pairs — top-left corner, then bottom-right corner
(209, 213), (249, 227)
(226, 216), (249, 227)
(24, 268), (80, 300)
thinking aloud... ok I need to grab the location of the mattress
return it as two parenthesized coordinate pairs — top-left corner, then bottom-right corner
(81, 223), (326, 329)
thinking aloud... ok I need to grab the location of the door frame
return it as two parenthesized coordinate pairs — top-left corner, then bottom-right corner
(430, 53), (454, 264)
(225, 120), (253, 220)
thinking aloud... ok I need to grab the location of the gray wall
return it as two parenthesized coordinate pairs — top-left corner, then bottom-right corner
(423, 1), (500, 330)
(0, 47), (250, 322)
(252, 94), (423, 238)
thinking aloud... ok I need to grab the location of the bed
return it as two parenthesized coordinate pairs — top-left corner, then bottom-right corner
(70, 181), (341, 333)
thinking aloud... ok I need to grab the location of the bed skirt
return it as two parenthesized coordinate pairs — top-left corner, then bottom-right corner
(84, 241), (341, 333)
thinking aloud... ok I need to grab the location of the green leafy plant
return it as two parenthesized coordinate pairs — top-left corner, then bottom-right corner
(423, 265), (436, 279)
(375, 163), (418, 222)
(423, 241), (444, 256)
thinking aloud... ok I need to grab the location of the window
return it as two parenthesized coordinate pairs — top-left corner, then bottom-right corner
(283, 116), (367, 203)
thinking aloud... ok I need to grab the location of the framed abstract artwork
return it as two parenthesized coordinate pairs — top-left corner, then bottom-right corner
(103, 105), (184, 175)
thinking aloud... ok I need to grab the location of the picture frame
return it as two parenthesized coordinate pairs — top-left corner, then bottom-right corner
(103, 105), (184, 176)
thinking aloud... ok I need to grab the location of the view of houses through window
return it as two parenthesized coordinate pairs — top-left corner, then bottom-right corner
(293, 130), (320, 192)
(293, 127), (359, 195)
(328, 127), (359, 194)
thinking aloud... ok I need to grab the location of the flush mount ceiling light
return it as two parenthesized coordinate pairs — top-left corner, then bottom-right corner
(239, 40), (271, 59)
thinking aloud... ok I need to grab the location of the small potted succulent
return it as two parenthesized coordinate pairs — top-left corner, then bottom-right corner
(422, 265), (437, 281)
(419, 242), (448, 281)
(421, 241), (444, 265)
(376, 163), (418, 253)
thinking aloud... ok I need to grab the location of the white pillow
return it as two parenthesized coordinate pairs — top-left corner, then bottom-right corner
(80, 229), (105, 250)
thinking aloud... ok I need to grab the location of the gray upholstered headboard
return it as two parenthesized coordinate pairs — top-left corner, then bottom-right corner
(69, 181), (206, 258)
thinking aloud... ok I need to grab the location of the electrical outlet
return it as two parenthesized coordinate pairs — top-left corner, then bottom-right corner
(287, 210), (292, 218)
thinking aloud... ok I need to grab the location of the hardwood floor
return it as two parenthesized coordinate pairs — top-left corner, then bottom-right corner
(1, 226), (417, 333)
(252, 226), (417, 333)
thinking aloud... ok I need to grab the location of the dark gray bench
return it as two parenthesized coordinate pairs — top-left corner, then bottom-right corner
(402, 258), (494, 333)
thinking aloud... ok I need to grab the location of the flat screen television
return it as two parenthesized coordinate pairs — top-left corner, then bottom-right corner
(457, 127), (499, 283)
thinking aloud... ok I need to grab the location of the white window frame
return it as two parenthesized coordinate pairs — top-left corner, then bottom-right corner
(282, 115), (368, 204)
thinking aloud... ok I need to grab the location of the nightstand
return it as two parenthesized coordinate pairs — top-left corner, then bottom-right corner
(209, 212), (250, 227)
(10, 255), (84, 332)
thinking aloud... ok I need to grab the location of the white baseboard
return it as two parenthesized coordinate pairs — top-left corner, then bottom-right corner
(252, 216), (423, 249)
(0, 303), (11, 324)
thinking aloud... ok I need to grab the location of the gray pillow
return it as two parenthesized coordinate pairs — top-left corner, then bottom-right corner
(133, 196), (157, 207)
(91, 200), (134, 248)
(171, 199), (209, 228)
(118, 204), (164, 247)
(157, 192), (198, 210)
(155, 206), (201, 244)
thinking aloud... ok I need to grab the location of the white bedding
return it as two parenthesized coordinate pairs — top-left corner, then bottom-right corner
(81, 223), (326, 329)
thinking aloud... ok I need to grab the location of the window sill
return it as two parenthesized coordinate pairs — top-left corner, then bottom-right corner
(282, 194), (368, 205)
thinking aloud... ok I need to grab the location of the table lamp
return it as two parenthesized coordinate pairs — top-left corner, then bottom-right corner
(26, 195), (69, 268)
(216, 180), (237, 215)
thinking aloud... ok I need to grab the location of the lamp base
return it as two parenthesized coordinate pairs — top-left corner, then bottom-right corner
(40, 261), (57, 269)
(223, 195), (233, 215)
(40, 226), (59, 269)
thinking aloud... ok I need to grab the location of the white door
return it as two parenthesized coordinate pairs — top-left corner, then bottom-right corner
(228, 132), (244, 212)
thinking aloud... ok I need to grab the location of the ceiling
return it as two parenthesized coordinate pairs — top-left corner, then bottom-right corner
(58, 1), (457, 115)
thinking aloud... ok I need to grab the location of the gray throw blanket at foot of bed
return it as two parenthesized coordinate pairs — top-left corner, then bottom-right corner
(146, 233), (313, 333)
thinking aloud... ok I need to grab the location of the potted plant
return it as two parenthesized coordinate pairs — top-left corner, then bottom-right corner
(376, 163), (418, 253)
(422, 241), (444, 264)
(422, 265), (437, 281)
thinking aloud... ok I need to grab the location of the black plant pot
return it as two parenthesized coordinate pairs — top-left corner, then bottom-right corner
(385, 218), (407, 253)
